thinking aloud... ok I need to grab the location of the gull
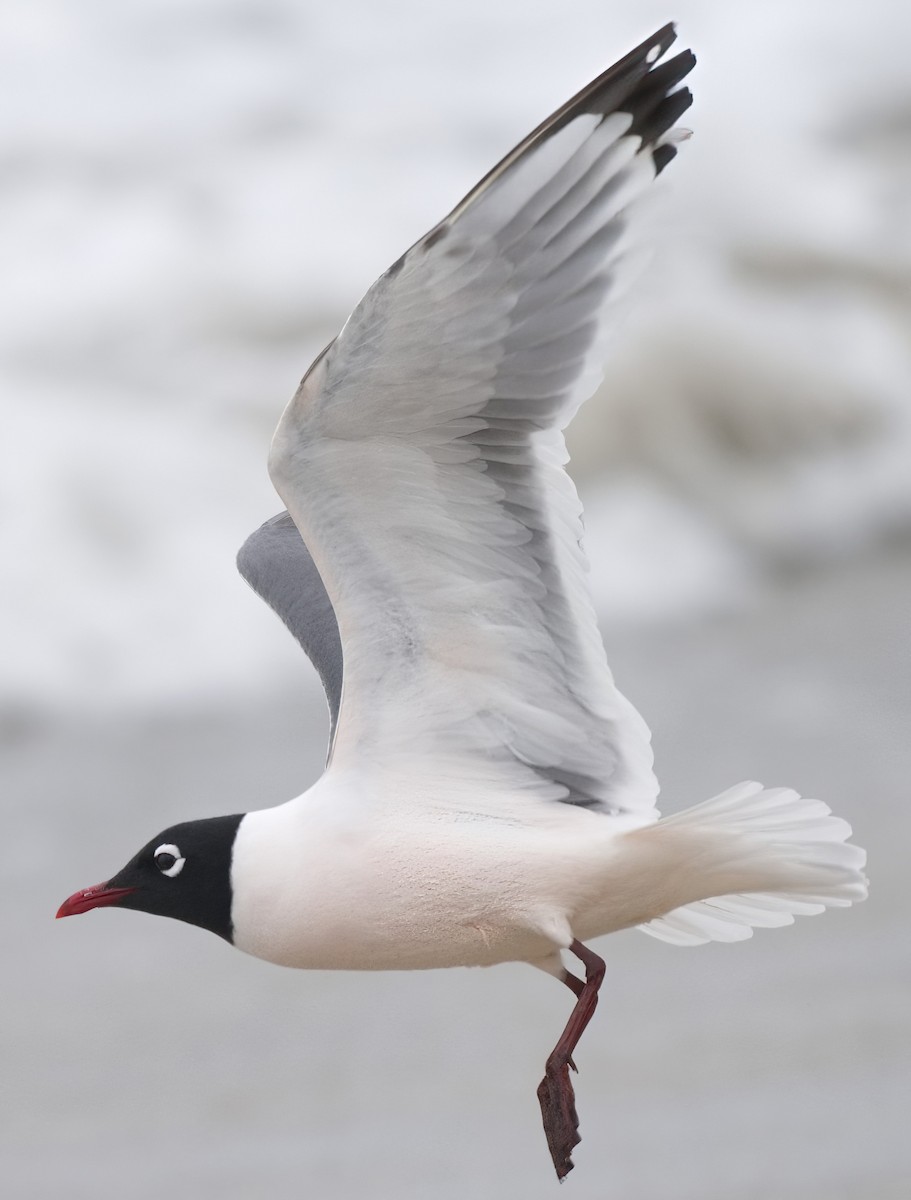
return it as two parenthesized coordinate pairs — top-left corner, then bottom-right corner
(57, 24), (868, 1180)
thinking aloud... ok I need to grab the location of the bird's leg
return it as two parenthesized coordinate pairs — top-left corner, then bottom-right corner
(561, 967), (584, 998)
(537, 939), (606, 1180)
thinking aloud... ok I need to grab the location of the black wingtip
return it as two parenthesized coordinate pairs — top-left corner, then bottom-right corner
(548, 27), (695, 148)
(435, 25), (695, 230)
(639, 21), (678, 59)
(629, 81), (694, 146)
(501, 24), (693, 155)
(619, 40), (695, 173)
(652, 141), (679, 175)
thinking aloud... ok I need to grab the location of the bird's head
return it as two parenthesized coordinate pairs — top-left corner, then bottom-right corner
(56, 814), (244, 941)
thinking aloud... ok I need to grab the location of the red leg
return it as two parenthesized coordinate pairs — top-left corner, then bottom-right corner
(537, 939), (606, 1180)
(561, 968), (584, 998)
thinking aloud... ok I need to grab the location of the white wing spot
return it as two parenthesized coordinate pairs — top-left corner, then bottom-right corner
(661, 126), (693, 145)
(646, 45), (661, 63)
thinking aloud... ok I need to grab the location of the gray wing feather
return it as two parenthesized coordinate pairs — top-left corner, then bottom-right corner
(237, 512), (343, 735)
(262, 27), (693, 817)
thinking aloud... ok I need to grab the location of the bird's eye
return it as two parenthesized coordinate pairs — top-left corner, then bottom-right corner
(153, 843), (185, 878)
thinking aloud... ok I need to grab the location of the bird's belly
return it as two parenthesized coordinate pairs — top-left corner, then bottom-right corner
(238, 907), (558, 972)
(232, 851), (560, 971)
(229, 801), (613, 971)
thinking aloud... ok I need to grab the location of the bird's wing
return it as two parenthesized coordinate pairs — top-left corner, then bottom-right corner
(237, 511), (343, 744)
(268, 25), (694, 818)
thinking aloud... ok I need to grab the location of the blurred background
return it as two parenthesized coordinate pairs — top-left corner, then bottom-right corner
(2, 1), (909, 1197)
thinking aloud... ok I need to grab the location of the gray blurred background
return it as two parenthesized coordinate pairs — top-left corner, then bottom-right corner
(2, 1), (909, 1197)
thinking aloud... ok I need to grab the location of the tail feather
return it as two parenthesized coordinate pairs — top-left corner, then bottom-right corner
(637, 781), (868, 946)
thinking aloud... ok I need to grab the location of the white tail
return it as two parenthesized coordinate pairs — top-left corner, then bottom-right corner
(635, 781), (868, 946)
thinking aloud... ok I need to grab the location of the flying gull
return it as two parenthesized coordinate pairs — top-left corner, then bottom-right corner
(58, 24), (868, 1179)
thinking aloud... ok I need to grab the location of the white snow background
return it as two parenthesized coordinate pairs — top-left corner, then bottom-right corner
(2, 0), (910, 711)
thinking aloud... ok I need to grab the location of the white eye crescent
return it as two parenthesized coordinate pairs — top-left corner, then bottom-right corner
(153, 843), (185, 878)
